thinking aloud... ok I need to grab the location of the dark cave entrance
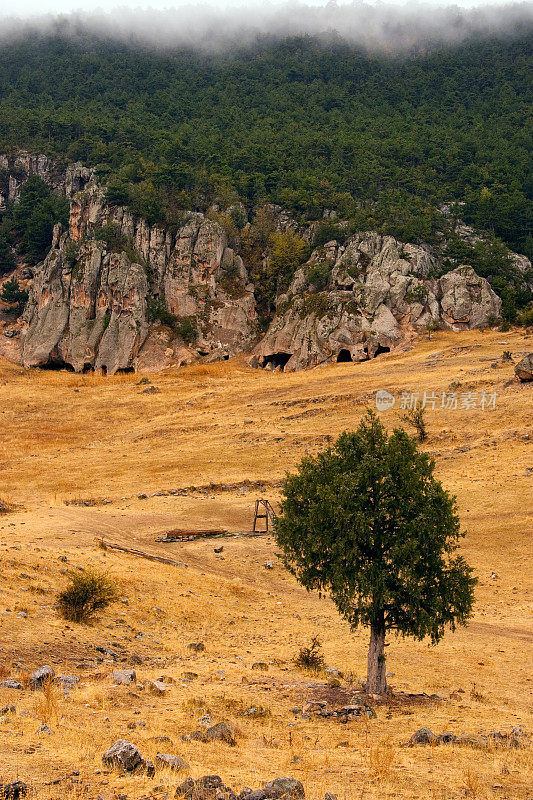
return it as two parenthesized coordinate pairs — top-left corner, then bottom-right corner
(116, 366), (135, 374)
(82, 363), (94, 373)
(40, 358), (75, 372)
(374, 345), (391, 357)
(337, 349), (353, 363)
(262, 352), (292, 371)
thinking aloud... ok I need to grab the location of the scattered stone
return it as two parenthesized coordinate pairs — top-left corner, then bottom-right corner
(142, 385), (161, 394)
(214, 546), (224, 553)
(206, 722), (236, 746)
(515, 353), (533, 381)
(0, 680), (23, 690)
(56, 675), (79, 693)
(146, 679), (168, 696)
(251, 662), (268, 671)
(188, 642), (205, 652)
(37, 724), (53, 735)
(113, 670), (136, 686)
(263, 561), (274, 570)
(327, 678), (341, 688)
(325, 794), (338, 800)
(190, 730), (208, 743)
(156, 753), (189, 772)
(102, 740), (155, 776)
(325, 667), (343, 678)
(263, 778), (305, 799)
(151, 735), (173, 746)
(30, 665), (55, 690)
(182, 672), (198, 681)
(0, 704), (16, 715)
(409, 727), (436, 746)
(96, 646), (119, 661)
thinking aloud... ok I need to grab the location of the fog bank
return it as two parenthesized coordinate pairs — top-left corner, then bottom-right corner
(1, 2), (532, 51)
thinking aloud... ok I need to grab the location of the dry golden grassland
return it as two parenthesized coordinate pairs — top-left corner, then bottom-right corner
(0, 328), (532, 800)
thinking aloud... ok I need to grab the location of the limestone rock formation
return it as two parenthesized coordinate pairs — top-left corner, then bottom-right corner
(252, 233), (502, 371)
(16, 163), (257, 373)
(0, 153), (517, 374)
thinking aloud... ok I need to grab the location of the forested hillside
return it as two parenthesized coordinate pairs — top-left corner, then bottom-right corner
(0, 32), (531, 257)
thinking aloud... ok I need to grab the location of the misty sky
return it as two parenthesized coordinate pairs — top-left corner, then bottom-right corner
(3, 0), (490, 17)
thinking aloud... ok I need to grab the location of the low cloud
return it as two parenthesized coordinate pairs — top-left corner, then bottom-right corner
(1, 2), (532, 52)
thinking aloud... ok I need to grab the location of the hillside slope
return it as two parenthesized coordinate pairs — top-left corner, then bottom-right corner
(0, 329), (531, 799)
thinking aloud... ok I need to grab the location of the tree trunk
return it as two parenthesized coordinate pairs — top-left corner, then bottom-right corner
(367, 622), (387, 694)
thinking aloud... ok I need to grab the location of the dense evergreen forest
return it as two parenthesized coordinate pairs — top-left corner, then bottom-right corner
(0, 32), (531, 253)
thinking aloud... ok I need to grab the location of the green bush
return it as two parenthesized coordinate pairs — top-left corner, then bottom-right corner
(404, 284), (428, 304)
(176, 316), (198, 344)
(0, 277), (28, 315)
(57, 568), (119, 623)
(0, 235), (16, 275)
(294, 636), (325, 672)
(307, 261), (331, 290)
(64, 239), (81, 267)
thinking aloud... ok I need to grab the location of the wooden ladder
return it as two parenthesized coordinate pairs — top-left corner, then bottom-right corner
(252, 498), (276, 533)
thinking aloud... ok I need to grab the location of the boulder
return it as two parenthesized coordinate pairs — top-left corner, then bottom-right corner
(515, 353), (533, 381)
(176, 775), (236, 800)
(146, 679), (168, 696)
(205, 721), (236, 746)
(55, 675), (79, 693)
(102, 739), (154, 775)
(0, 680), (23, 690)
(30, 666), (55, 690)
(156, 753), (189, 772)
(113, 670), (136, 686)
(409, 727), (437, 746)
(262, 778), (305, 799)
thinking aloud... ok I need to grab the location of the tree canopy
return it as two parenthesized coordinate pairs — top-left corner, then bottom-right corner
(0, 32), (530, 256)
(274, 411), (477, 693)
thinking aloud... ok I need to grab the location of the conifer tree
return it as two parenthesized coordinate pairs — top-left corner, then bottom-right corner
(275, 410), (476, 694)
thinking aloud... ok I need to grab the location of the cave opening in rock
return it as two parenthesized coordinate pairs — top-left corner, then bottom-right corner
(116, 366), (135, 374)
(100, 365), (107, 376)
(40, 358), (75, 372)
(82, 363), (94, 373)
(337, 349), (353, 363)
(374, 345), (391, 357)
(262, 352), (292, 371)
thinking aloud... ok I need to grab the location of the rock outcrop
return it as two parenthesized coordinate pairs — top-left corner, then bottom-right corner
(13, 160), (257, 373)
(515, 353), (533, 381)
(252, 233), (502, 371)
(0, 153), (517, 373)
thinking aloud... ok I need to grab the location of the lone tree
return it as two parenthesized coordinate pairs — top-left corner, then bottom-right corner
(274, 410), (476, 694)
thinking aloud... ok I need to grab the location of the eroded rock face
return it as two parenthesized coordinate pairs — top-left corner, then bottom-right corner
(19, 187), (258, 373)
(252, 233), (502, 371)
(0, 154), (511, 374)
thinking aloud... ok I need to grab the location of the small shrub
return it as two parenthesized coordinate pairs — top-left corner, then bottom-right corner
(294, 635), (325, 672)
(307, 261), (331, 290)
(176, 316), (197, 344)
(64, 239), (81, 267)
(34, 677), (59, 726)
(57, 568), (119, 623)
(401, 406), (427, 442)
(404, 284), (428, 304)
(517, 306), (533, 327)
(0, 277), (28, 315)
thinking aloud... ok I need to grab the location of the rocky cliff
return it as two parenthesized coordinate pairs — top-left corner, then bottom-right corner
(251, 233), (502, 370)
(1, 153), (257, 372)
(0, 153), (515, 373)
